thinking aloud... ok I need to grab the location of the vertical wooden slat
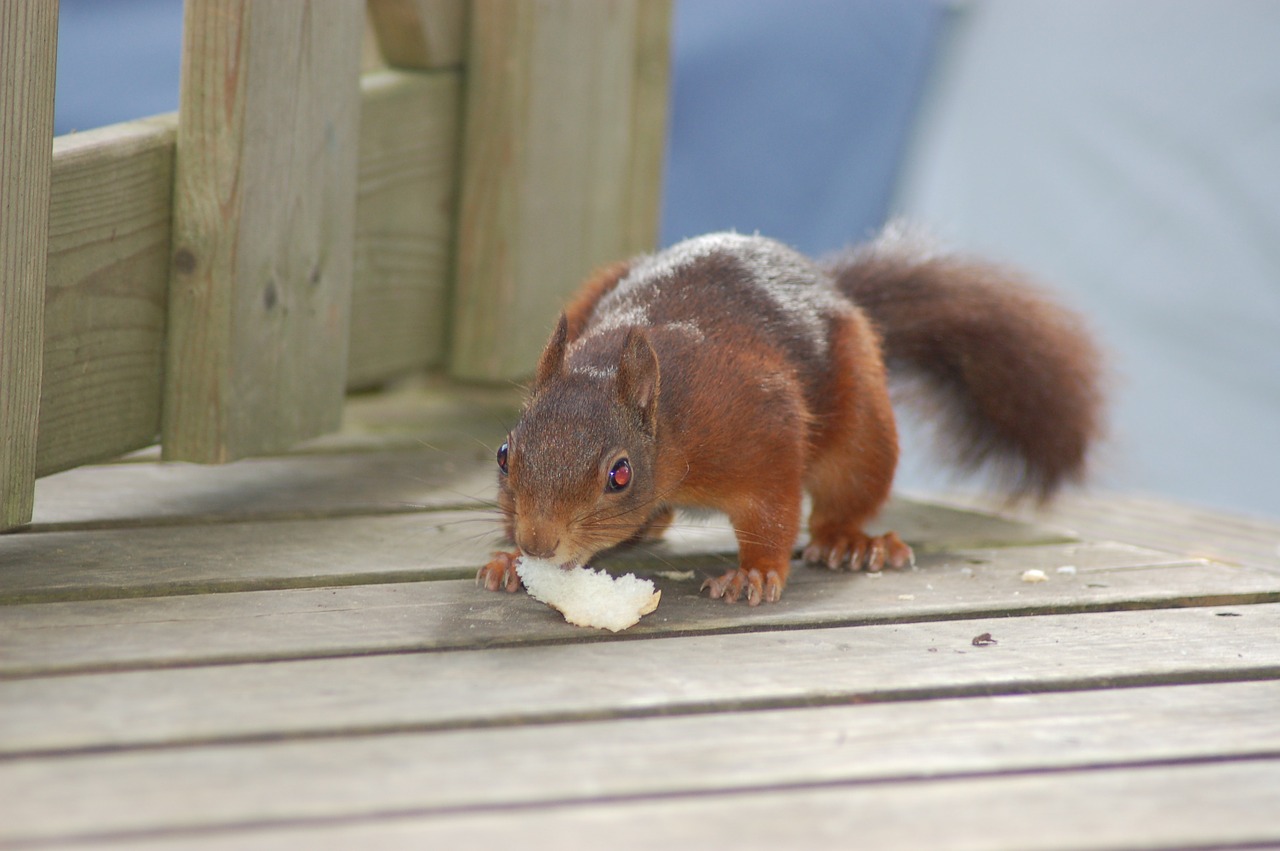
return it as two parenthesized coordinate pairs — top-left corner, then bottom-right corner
(624, 0), (672, 253)
(163, 1), (364, 463)
(448, 0), (673, 383)
(0, 0), (58, 530)
(366, 0), (467, 69)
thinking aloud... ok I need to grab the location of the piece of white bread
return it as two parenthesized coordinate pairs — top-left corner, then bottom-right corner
(516, 557), (661, 632)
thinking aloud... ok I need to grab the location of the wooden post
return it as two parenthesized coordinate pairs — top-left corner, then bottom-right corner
(0, 0), (58, 530)
(163, 1), (363, 463)
(449, 0), (672, 383)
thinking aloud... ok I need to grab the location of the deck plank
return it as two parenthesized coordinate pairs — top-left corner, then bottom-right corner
(10, 385), (1278, 847)
(74, 759), (1280, 851)
(954, 490), (1280, 574)
(4, 680), (1278, 846)
(4, 603), (1278, 757)
(2, 548), (1271, 675)
(2, 495), (1082, 603)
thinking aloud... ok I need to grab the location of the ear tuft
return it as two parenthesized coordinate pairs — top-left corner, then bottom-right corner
(535, 313), (570, 387)
(616, 328), (660, 434)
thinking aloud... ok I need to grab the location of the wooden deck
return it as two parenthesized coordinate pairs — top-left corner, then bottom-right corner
(4, 379), (1280, 850)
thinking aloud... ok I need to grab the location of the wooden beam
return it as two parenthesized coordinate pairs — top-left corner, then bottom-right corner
(163, 1), (364, 463)
(449, 0), (673, 382)
(0, 0), (58, 530)
(38, 116), (176, 477)
(35, 70), (462, 474)
(366, 0), (467, 69)
(348, 70), (462, 388)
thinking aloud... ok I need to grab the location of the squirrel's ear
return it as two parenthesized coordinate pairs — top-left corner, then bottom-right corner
(534, 313), (570, 387)
(616, 328), (660, 434)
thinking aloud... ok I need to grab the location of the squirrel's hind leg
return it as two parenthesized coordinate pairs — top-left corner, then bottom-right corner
(802, 310), (914, 572)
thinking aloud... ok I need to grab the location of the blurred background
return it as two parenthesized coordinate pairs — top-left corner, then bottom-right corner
(54, 0), (1280, 519)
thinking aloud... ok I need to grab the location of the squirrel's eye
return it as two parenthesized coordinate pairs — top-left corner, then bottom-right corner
(497, 441), (509, 474)
(607, 458), (632, 492)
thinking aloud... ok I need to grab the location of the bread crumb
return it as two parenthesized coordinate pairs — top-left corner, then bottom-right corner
(1021, 568), (1049, 583)
(1056, 565), (1078, 576)
(897, 593), (915, 601)
(516, 557), (660, 632)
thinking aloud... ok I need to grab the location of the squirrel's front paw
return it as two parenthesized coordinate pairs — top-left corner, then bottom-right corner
(701, 566), (785, 606)
(802, 530), (914, 572)
(477, 551), (523, 593)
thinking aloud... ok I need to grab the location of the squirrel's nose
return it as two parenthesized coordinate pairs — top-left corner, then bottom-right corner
(516, 525), (560, 560)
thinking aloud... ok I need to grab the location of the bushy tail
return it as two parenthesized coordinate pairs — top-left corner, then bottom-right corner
(824, 224), (1105, 502)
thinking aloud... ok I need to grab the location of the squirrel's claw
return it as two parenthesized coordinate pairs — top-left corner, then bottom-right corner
(701, 567), (785, 606)
(802, 531), (914, 573)
(477, 551), (523, 593)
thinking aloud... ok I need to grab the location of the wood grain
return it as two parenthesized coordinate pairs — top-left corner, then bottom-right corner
(0, 0), (58, 529)
(450, 0), (673, 381)
(954, 489), (1280, 574)
(0, 499), (1162, 604)
(348, 70), (462, 388)
(624, 0), (672, 252)
(32, 67), (470, 476)
(366, 0), (467, 69)
(99, 760), (1280, 851)
(4, 680), (1278, 845)
(163, 1), (364, 463)
(4, 603), (1277, 755)
(5, 568), (1274, 680)
(38, 115), (177, 477)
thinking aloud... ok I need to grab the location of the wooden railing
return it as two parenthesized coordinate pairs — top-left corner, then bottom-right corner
(0, 0), (671, 531)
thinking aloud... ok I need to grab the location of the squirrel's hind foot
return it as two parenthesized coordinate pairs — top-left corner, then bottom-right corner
(701, 567), (785, 606)
(802, 530), (914, 573)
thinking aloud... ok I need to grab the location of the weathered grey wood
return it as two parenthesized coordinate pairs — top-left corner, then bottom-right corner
(31, 64), (471, 474)
(3, 489), (1086, 606)
(3, 546), (1262, 674)
(450, 0), (671, 381)
(30, 449), (499, 532)
(366, 0), (467, 69)
(38, 115), (177, 477)
(0, 0), (58, 529)
(348, 70), (461, 388)
(163, 1), (363, 462)
(0, 511), (498, 605)
(88, 759), (1280, 851)
(5, 679), (1279, 845)
(4, 603), (1277, 755)
(17, 473), (1080, 593)
(956, 490), (1280, 574)
(28, 381), (517, 530)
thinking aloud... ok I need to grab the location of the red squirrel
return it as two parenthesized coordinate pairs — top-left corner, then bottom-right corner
(477, 225), (1104, 605)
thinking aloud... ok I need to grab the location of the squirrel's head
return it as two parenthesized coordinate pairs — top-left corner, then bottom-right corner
(496, 316), (662, 566)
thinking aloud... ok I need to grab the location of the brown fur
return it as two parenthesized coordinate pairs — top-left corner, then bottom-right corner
(824, 229), (1104, 501)
(477, 228), (1105, 605)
